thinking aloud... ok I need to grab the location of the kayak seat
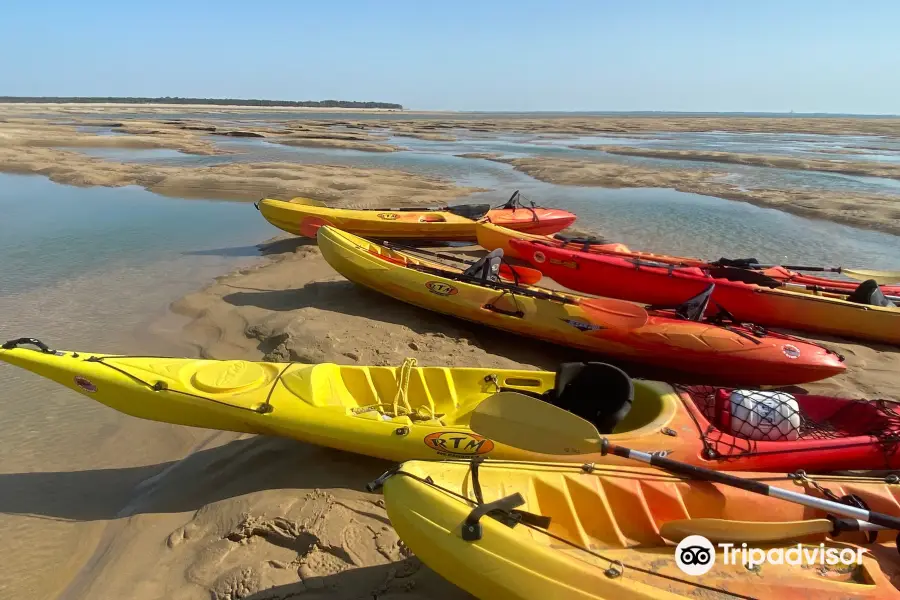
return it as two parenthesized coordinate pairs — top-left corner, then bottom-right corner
(647, 284), (715, 321)
(846, 279), (896, 308)
(553, 233), (609, 246)
(707, 266), (781, 288)
(446, 203), (490, 221)
(463, 248), (504, 282)
(714, 257), (760, 268)
(547, 362), (634, 434)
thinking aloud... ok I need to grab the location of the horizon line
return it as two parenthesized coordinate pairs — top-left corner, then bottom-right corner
(0, 96), (896, 118)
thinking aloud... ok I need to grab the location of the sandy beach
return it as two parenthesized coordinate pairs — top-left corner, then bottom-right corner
(1, 104), (900, 599)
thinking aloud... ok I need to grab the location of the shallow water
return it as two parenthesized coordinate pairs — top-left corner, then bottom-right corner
(88, 136), (900, 269)
(0, 174), (277, 599)
(484, 183), (900, 269)
(69, 146), (188, 161)
(556, 130), (900, 158)
(76, 127), (900, 198)
(0, 174), (274, 295)
(0, 173), (275, 415)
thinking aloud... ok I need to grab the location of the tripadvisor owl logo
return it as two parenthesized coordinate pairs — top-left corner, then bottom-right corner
(674, 534), (866, 576)
(675, 535), (716, 575)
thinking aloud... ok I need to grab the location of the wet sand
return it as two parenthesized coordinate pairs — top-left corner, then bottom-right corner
(0, 143), (476, 205)
(276, 137), (403, 152)
(374, 115), (900, 137)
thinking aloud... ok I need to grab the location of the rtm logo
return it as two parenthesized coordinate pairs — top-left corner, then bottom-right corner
(424, 432), (495, 456)
(426, 281), (459, 296)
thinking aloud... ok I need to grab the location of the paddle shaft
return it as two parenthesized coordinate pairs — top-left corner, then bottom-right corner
(715, 261), (842, 273)
(383, 242), (481, 266)
(630, 258), (900, 300)
(383, 241), (542, 284)
(775, 264), (837, 273)
(784, 282), (900, 302)
(602, 441), (900, 530)
(407, 262), (574, 304)
(660, 517), (887, 544)
(729, 263), (899, 283)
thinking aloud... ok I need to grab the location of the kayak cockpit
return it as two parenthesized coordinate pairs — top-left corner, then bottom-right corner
(286, 360), (555, 423)
(287, 360), (675, 436)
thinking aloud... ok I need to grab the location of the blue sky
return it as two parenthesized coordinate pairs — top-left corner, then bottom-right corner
(1, 0), (897, 113)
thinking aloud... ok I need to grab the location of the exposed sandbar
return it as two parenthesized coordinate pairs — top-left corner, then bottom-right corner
(577, 145), (900, 180)
(491, 156), (900, 236)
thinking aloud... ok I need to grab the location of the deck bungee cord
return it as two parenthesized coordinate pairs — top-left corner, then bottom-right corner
(371, 456), (900, 600)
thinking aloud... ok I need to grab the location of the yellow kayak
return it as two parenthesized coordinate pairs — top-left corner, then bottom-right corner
(0, 339), (892, 471)
(0, 339), (696, 464)
(256, 196), (577, 240)
(379, 460), (900, 600)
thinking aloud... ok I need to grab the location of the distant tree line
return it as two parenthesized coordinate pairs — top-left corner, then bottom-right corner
(0, 96), (403, 109)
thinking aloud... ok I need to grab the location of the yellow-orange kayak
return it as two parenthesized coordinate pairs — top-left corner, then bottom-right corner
(257, 196), (576, 240)
(380, 460), (900, 600)
(316, 226), (845, 385)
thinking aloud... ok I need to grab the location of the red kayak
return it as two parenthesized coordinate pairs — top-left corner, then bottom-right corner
(678, 385), (900, 471)
(510, 239), (900, 345)
(488, 225), (900, 296)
